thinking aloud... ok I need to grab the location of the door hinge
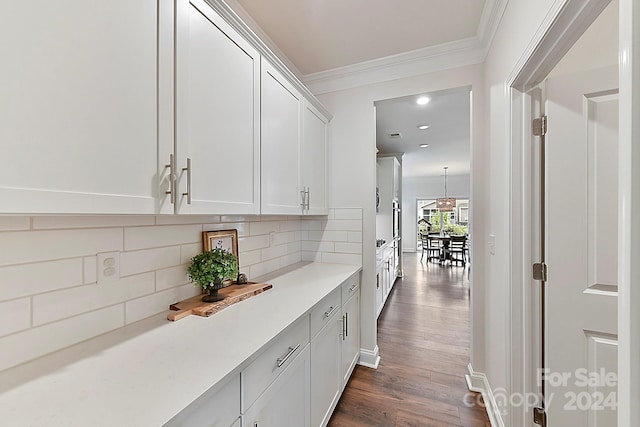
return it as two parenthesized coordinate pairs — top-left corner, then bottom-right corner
(533, 262), (548, 281)
(533, 406), (547, 426)
(532, 116), (547, 136)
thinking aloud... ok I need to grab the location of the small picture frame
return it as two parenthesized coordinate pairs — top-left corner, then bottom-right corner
(203, 229), (239, 258)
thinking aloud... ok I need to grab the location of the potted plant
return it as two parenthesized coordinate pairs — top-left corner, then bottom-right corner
(187, 248), (238, 302)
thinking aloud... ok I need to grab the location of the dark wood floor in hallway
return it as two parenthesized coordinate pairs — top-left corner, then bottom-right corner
(328, 253), (490, 427)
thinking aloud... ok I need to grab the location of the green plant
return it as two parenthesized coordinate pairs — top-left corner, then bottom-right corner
(187, 248), (238, 291)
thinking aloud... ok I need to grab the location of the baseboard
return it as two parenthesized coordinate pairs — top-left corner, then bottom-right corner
(465, 363), (505, 427)
(357, 345), (380, 369)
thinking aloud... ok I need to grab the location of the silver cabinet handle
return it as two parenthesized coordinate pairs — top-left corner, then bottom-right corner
(182, 158), (191, 204)
(165, 154), (175, 204)
(342, 315), (346, 340)
(300, 189), (306, 210)
(306, 187), (310, 210)
(276, 343), (300, 367)
(345, 312), (348, 337)
(324, 306), (337, 318)
(253, 423), (258, 427)
(349, 283), (358, 292)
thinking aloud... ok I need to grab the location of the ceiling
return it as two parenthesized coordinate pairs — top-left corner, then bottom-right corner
(375, 88), (470, 179)
(232, 0), (487, 76)
(227, 0), (487, 179)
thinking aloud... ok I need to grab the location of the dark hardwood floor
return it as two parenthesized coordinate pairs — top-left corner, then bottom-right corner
(328, 253), (490, 427)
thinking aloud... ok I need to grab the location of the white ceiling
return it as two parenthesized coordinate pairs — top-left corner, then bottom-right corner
(232, 0), (487, 75)
(375, 88), (470, 179)
(226, 0), (490, 180)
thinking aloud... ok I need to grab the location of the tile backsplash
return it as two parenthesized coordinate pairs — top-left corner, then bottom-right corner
(0, 208), (362, 371)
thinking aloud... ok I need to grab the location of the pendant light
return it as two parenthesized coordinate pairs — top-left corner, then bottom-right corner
(437, 166), (456, 212)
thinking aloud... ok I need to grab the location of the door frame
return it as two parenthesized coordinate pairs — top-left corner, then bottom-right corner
(507, 0), (640, 426)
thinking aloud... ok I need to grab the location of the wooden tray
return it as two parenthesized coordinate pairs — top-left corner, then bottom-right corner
(168, 282), (272, 321)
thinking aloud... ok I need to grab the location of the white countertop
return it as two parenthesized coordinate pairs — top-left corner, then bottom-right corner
(0, 262), (361, 427)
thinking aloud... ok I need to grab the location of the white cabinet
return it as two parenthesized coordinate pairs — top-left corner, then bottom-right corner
(0, 0), (164, 214)
(309, 289), (342, 427)
(341, 283), (360, 388)
(376, 247), (395, 318)
(260, 59), (303, 215)
(301, 101), (328, 215)
(164, 374), (240, 427)
(243, 345), (311, 427)
(174, 0), (260, 215)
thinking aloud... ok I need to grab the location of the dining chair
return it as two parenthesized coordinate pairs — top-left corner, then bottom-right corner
(426, 233), (441, 263)
(449, 235), (467, 266)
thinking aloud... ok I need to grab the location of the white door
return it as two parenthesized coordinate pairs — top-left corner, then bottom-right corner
(544, 65), (618, 426)
(261, 59), (303, 215)
(310, 313), (341, 427)
(341, 292), (360, 387)
(175, 0), (260, 215)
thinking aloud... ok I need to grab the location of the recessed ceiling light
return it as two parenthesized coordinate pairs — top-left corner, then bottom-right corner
(418, 125), (430, 130)
(416, 96), (430, 105)
(419, 144), (429, 148)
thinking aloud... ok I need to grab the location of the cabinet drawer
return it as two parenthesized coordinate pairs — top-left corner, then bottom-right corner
(241, 315), (310, 412)
(310, 288), (341, 339)
(341, 273), (360, 303)
(164, 374), (240, 427)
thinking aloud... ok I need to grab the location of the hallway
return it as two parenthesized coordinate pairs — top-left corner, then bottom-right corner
(328, 253), (490, 426)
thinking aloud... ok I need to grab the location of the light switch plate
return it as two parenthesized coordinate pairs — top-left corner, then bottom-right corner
(97, 251), (120, 284)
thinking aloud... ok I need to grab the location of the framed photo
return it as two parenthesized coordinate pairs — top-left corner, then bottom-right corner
(203, 229), (239, 258)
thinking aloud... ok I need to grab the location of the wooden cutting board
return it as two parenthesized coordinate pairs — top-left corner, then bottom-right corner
(167, 282), (272, 321)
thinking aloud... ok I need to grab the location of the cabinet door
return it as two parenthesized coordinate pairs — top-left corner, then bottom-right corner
(341, 292), (360, 388)
(261, 59), (303, 215)
(244, 345), (310, 427)
(375, 267), (384, 317)
(310, 313), (341, 427)
(0, 0), (162, 214)
(175, 0), (260, 214)
(301, 101), (328, 215)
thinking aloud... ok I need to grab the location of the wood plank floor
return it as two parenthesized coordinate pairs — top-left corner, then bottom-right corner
(328, 253), (490, 427)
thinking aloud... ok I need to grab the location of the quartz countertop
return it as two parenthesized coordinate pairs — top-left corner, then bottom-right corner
(0, 262), (361, 427)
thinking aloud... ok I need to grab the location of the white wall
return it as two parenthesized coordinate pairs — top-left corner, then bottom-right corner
(402, 174), (470, 251)
(318, 62), (486, 370)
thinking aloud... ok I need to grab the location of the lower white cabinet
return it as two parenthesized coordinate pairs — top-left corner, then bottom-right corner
(164, 374), (240, 427)
(341, 290), (360, 388)
(243, 345), (311, 427)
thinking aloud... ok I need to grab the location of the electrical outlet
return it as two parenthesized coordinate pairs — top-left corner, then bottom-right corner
(97, 251), (120, 284)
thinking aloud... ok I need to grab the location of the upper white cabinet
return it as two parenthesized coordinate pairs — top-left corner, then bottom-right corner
(0, 0), (164, 214)
(302, 101), (329, 215)
(260, 59), (303, 215)
(174, 0), (260, 214)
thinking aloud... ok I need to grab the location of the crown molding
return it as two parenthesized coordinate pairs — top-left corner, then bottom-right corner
(302, 0), (510, 95)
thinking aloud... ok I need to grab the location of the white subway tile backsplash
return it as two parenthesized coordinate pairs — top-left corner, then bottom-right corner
(155, 215), (221, 225)
(0, 259), (84, 301)
(249, 221), (280, 235)
(238, 249), (261, 268)
(0, 298), (31, 337)
(0, 216), (30, 231)
(322, 219), (362, 232)
(238, 235), (270, 252)
(125, 283), (198, 325)
(124, 225), (202, 251)
(33, 215), (154, 229)
(302, 241), (335, 253)
(321, 253), (362, 265)
(83, 256), (97, 284)
(203, 222), (249, 237)
(120, 247), (181, 277)
(33, 273), (155, 326)
(156, 265), (190, 291)
(0, 305), (124, 372)
(334, 242), (363, 254)
(0, 208), (361, 370)
(308, 230), (349, 242)
(0, 229), (122, 267)
(333, 208), (363, 220)
(180, 243), (201, 264)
